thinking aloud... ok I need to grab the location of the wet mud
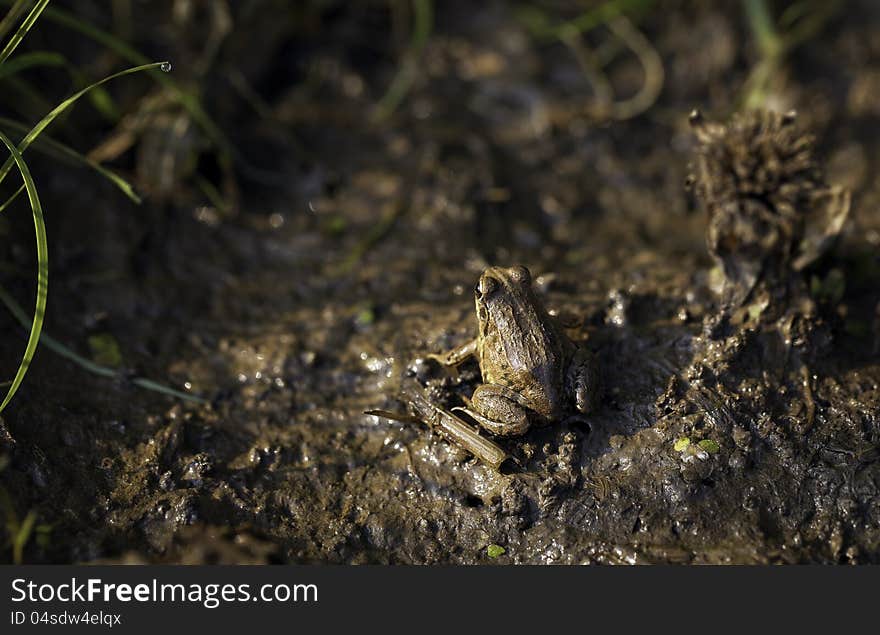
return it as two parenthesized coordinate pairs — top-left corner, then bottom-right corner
(1, 1), (880, 564)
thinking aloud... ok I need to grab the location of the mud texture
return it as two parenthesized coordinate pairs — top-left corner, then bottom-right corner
(1, 1), (880, 564)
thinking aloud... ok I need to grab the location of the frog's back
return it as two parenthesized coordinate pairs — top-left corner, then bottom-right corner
(479, 299), (572, 419)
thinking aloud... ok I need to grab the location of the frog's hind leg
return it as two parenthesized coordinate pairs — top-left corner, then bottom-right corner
(453, 383), (530, 437)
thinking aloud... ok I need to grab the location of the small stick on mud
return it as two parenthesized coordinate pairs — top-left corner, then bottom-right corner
(366, 381), (510, 470)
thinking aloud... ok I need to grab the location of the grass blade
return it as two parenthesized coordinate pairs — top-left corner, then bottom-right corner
(0, 116), (141, 203)
(32, 4), (232, 160)
(0, 0), (32, 43)
(0, 182), (24, 212)
(0, 284), (206, 404)
(12, 509), (36, 564)
(0, 50), (120, 120)
(0, 49), (64, 80)
(517, 0), (654, 40)
(0, 129), (46, 414)
(0, 60), (167, 188)
(371, 0), (433, 122)
(0, 0), (49, 66)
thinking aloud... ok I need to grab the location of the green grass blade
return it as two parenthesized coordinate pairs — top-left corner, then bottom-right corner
(32, 4), (232, 160)
(0, 284), (206, 404)
(517, 0), (655, 40)
(12, 509), (36, 564)
(0, 60), (167, 188)
(0, 50), (120, 121)
(371, 0), (433, 122)
(0, 117), (141, 203)
(743, 0), (782, 59)
(0, 49), (65, 80)
(0, 0), (32, 43)
(0, 0), (49, 66)
(0, 182), (24, 212)
(0, 129), (47, 414)
(129, 377), (206, 403)
(0, 284), (112, 378)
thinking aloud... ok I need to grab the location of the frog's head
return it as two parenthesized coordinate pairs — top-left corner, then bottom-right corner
(474, 265), (533, 328)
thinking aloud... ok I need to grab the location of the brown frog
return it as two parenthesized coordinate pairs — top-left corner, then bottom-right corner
(431, 265), (597, 436)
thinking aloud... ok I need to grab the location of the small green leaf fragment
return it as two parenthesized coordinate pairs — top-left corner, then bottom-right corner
(746, 302), (764, 322)
(698, 439), (720, 454)
(487, 544), (506, 558)
(87, 86), (120, 121)
(324, 216), (347, 236)
(355, 307), (375, 326)
(673, 437), (690, 452)
(88, 333), (122, 368)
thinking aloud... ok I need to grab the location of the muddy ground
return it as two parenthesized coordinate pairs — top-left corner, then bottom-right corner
(1, 1), (880, 564)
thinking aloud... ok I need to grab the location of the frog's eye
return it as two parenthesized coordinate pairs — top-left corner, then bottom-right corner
(508, 265), (531, 285)
(476, 276), (499, 298)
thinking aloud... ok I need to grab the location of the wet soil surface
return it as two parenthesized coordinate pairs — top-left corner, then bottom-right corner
(2, 1), (880, 563)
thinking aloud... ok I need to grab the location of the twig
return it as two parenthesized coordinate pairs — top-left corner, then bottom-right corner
(369, 379), (510, 470)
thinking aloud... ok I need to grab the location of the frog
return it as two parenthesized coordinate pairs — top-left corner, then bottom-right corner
(430, 265), (598, 436)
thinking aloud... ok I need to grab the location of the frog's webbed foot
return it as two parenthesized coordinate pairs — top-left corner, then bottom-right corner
(426, 338), (478, 367)
(568, 348), (599, 414)
(452, 383), (530, 437)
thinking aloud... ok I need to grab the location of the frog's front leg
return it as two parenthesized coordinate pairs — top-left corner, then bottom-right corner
(427, 338), (478, 367)
(568, 348), (599, 414)
(453, 383), (530, 437)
